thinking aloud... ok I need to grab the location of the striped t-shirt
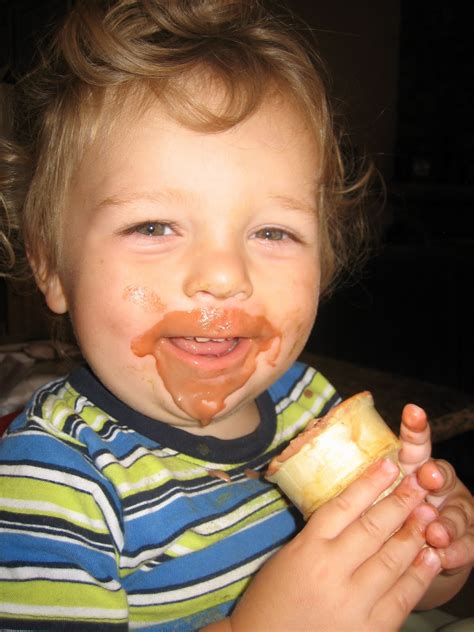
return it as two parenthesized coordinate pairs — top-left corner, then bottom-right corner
(0, 361), (339, 630)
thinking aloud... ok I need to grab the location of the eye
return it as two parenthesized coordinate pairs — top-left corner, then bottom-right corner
(253, 227), (295, 241)
(128, 221), (175, 237)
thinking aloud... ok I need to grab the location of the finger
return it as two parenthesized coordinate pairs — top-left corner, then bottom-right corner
(399, 404), (431, 473)
(372, 547), (441, 625)
(423, 460), (459, 498)
(416, 459), (446, 493)
(335, 473), (429, 564)
(426, 494), (474, 548)
(307, 458), (400, 539)
(438, 528), (474, 572)
(354, 502), (438, 599)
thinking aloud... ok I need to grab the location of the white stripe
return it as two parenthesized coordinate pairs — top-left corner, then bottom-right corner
(0, 566), (121, 590)
(89, 412), (110, 431)
(122, 473), (231, 523)
(95, 446), (152, 470)
(120, 543), (168, 569)
(75, 395), (90, 413)
(0, 602), (128, 619)
(0, 498), (106, 531)
(115, 468), (170, 494)
(115, 463), (211, 495)
(121, 489), (271, 568)
(134, 492), (279, 561)
(2, 525), (115, 558)
(128, 550), (274, 606)
(120, 479), (270, 567)
(0, 463), (123, 551)
(95, 446), (177, 470)
(193, 490), (277, 535)
(275, 367), (316, 414)
(40, 397), (71, 429)
(274, 382), (337, 444)
(166, 542), (193, 556)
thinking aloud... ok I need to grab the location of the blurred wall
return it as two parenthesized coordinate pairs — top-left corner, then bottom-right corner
(289, 0), (401, 183)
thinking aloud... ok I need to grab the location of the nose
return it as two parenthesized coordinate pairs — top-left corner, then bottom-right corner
(183, 247), (253, 300)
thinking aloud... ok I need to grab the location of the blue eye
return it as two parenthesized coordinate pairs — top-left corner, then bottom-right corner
(134, 222), (173, 237)
(255, 228), (289, 241)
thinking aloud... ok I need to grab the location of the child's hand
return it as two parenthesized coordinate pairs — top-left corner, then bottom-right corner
(399, 404), (474, 574)
(227, 459), (439, 632)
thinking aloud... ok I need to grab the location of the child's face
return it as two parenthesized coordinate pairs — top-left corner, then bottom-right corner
(45, 95), (321, 436)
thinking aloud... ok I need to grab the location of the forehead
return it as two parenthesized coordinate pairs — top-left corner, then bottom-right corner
(74, 89), (319, 185)
(85, 75), (318, 151)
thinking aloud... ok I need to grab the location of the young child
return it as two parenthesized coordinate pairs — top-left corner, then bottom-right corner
(0, 1), (472, 630)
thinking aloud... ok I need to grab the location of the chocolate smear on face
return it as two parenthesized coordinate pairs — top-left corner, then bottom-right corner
(131, 308), (280, 424)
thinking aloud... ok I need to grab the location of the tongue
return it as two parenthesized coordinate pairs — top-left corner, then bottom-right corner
(169, 337), (238, 357)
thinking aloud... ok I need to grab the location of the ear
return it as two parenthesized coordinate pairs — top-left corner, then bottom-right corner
(40, 273), (68, 315)
(28, 254), (68, 315)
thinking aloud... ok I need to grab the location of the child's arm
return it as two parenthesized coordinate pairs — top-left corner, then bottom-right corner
(0, 426), (128, 630)
(399, 404), (473, 610)
(205, 458), (440, 632)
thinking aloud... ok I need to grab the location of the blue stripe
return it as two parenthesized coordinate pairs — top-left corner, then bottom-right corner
(124, 507), (296, 592)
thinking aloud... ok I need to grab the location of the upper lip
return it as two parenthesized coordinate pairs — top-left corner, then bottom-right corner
(153, 308), (276, 340)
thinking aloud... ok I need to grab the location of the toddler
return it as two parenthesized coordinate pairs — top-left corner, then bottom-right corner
(0, 1), (472, 630)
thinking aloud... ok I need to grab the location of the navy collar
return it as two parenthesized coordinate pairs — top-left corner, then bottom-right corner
(68, 365), (277, 463)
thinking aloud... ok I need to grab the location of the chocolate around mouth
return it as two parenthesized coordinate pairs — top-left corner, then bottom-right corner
(130, 308), (281, 424)
(143, 308), (274, 340)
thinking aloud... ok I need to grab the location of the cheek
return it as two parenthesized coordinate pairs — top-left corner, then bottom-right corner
(269, 264), (320, 323)
(122, 285), (167, 313)
(276, 272), (320, 356)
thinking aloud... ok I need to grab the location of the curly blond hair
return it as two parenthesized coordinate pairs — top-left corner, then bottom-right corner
(0, 0), (373, 297)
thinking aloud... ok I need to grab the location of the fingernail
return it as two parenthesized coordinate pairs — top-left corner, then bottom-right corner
(421, 547), (441, 568)
(421, 462), (444, 486)
(404, 403), (425, 419)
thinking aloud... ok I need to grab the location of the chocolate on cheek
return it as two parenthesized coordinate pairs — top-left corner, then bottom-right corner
(130, 308), (281, 425)
(122, 286), (166, 313)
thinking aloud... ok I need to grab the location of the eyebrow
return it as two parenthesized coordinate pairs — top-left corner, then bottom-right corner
(269, 194), (318, 215)
(92, 189), (191, 213)
(91, 190), (317, 215)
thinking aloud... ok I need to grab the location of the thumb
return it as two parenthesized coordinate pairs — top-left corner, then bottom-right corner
(417, 459), (457, 506)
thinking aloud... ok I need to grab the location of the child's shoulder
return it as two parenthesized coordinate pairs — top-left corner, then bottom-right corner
(267, 360), (341, 447)
(269, 360), (340, 411)
(0, 374), (105, 474)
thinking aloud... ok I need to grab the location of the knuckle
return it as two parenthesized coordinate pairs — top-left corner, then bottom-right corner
(456, 496), (474, 526)
(392, 488), (417, 513)
(442, 496), (473, 533)
(400, 520), (425, 545)
(332, 492), (352, 514)
(378, 548), (402, 574)
(394, 589), (412, 617)
(410, 565), (431, 593)
(359, 512), (385, 540)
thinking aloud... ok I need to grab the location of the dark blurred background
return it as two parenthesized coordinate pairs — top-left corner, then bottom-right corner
(0, 0), (473, 396)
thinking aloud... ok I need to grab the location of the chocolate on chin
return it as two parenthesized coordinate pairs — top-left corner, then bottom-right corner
(266, 392), (403, 519)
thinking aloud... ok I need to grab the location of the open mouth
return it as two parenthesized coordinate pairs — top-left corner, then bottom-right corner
(169, 336), (240, 357)
(132, 309), (280, 375)
(161, 335), (251, 373)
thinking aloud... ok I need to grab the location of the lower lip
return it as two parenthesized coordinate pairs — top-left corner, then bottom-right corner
(161, 337), (252, 373)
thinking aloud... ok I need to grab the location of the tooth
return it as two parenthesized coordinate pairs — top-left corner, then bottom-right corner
(195, 337), (211, 342)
